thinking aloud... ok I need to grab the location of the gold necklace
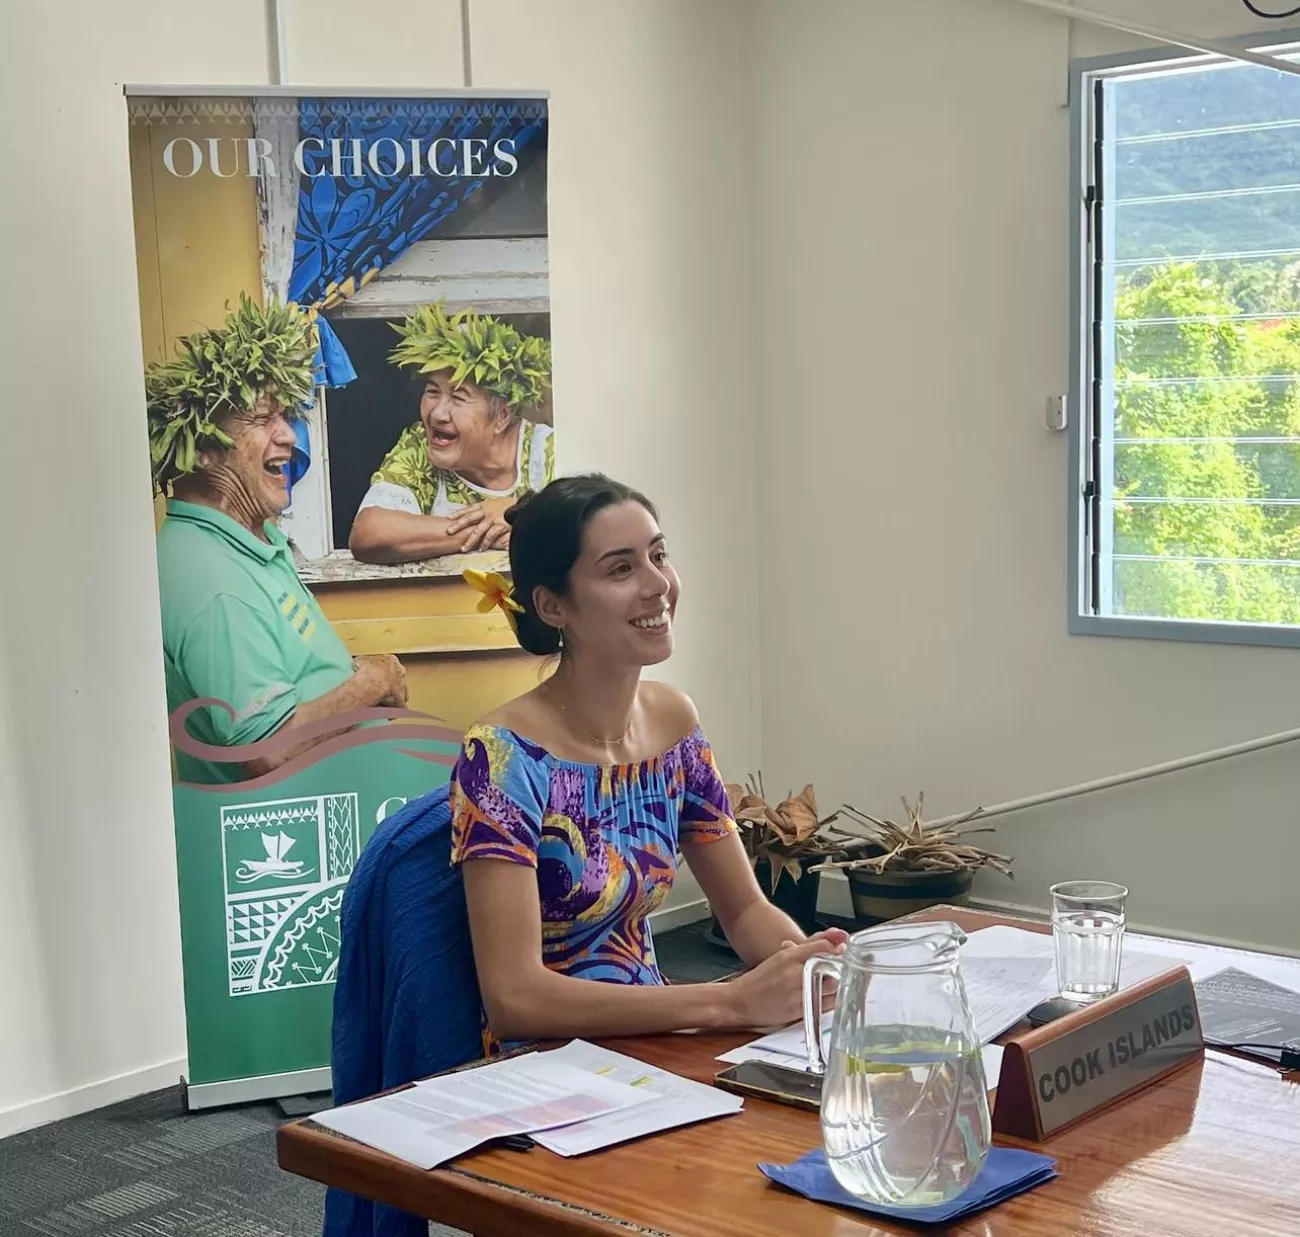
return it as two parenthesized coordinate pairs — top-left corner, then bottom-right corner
(546, 684), (634, 747)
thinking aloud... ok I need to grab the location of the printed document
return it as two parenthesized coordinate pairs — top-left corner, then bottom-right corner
(521, 1040), (743, 1156)
(312, 1053), (655, 1169)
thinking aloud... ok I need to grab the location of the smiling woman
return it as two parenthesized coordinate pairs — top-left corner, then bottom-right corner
(347, 303), (554, 565)
(447, 474), (849, 1051)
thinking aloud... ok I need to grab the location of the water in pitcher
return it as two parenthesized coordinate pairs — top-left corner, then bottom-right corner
(820, 1024), (990, 1205)
(1053, 908), (1124, 1001)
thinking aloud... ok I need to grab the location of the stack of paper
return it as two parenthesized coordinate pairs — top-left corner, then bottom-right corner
(523, 1040), (743, 1157)
(716, 923), (1185, 1085)
(1195, 967), (1300, 1061)
(720, 1020), (830, 1065)
(312, 1040), (742, 1168)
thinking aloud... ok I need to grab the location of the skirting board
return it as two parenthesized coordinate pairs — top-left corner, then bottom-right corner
(186, 1067), (332, 1111)
(0, 1056), (186, 1140)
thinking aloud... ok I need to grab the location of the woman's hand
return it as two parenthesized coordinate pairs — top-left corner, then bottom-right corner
(724, 930), (848, 1030)
(449, 497), (515, 553)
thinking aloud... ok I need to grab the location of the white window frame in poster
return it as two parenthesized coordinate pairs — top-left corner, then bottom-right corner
(1069, 30), (1300, 650)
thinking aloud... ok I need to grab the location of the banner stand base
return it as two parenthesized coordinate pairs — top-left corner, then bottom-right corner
(184, 1067), (333, 1112)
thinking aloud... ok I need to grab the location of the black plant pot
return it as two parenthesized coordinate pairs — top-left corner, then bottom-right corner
(706, 857), (823, 951)
(846, 866), (975, 927)
(761, 857), (824, 933)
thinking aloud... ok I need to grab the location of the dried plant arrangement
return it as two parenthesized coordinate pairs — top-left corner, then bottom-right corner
(724, 774), (864, 893)
(813, 793), (1013, 879)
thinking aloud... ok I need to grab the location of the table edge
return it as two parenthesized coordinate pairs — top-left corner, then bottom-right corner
(276, 1120), (669, 1236)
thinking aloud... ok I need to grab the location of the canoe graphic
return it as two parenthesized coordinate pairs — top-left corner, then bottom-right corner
(234, 831), (313, 883)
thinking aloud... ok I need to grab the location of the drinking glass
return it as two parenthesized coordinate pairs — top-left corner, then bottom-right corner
(1050, 880), (1128, 1002)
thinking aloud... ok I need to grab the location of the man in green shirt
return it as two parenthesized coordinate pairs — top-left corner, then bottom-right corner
(148, 297), (407, 784)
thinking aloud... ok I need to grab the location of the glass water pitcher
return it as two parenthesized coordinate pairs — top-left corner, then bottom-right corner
(802, 920), (990, 1208)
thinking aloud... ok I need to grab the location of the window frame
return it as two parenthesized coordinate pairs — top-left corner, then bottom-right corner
(1068, 28), (1300, 650)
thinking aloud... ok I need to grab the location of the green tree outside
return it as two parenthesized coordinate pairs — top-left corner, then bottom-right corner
(1109, 261), (1300, 625)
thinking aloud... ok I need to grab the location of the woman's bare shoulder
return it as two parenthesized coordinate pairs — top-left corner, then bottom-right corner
(639, 680), (701, 739)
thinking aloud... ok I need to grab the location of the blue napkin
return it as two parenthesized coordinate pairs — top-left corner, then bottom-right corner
(758, 1147), (1057, 1225)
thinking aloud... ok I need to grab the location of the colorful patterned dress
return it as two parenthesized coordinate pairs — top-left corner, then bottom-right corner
(449, 723), (738, 1049)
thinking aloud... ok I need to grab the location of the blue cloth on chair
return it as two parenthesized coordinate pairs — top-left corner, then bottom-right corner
(323, 783), (483, 1237)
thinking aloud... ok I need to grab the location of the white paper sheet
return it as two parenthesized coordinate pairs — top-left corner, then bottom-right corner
(312, 1054), (655, 1169)
(715, 1040), (1006, 1095)
(1121, 930), (1300, 990)
(741, 1020), (829, 1062)
(961, 924), (1051, 959)
(959, 955), (1056, 1043)
(981, 1042), (1006, 1084)
(716, 1042), (810, 1067)
(525, 1040), (742, 1157)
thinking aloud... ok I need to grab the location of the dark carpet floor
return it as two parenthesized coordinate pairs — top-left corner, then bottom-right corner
(0, 921), (737, 1237)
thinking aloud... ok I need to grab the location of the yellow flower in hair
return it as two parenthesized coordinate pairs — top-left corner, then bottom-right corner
(464, 568), (525, 633)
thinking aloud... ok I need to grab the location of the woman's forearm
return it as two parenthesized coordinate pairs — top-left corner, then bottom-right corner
(349, 507), (462, 563)
(485, 967), (746, 1042)
(720, 898), (806, 969)
(679, 836), (809, 970)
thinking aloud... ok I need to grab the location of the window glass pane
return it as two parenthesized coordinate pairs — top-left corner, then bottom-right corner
(1098, 54), (1300, 627)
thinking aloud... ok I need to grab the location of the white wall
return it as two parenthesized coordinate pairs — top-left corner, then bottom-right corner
(0, 0), (276, 1138)
(747, 0), (1300, 953)
(282, 0), (463, 85)
(0, 0), (755, 1134)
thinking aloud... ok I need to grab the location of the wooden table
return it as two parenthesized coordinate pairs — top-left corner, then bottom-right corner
(276, 909), (1300, 1235)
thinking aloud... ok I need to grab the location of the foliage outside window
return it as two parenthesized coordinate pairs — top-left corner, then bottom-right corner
(1080, 46), (1300, 637)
